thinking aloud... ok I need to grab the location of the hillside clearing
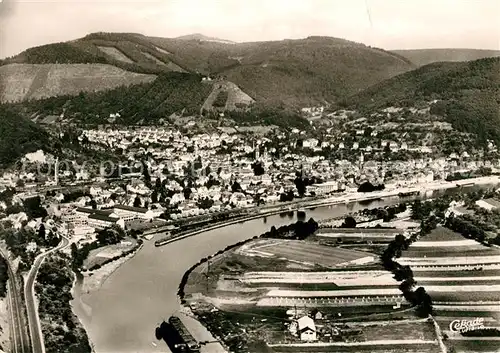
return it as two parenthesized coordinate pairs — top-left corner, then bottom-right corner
(0, 63), (156, 102)
(96, 46), (134, 63)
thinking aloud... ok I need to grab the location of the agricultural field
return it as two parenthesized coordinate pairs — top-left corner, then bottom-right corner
(401, 227), (500, 266)
(418, 226), (467, 242)
(183, 233), (446, 352)
(241, 239), (377, 268)
(401, 225), (500, 352)
(314, 228), (401, 243)
(0, 63), (156, 102)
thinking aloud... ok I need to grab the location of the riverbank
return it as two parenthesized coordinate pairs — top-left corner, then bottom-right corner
(79, 245), (142, 296)
(70, 241), (144, 353)
(156, 175), (500, 247)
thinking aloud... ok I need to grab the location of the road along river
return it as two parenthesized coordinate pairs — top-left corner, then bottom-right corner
(70, 184), (497, 353)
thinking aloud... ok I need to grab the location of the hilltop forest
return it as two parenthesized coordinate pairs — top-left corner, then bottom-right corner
(344, 57), (500, 144)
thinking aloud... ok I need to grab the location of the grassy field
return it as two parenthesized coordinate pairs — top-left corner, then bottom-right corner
(419, 227), (466, 242)
(360, 320), (437, 342)
(446, 339), (500, 353)
(82, 238), (137, 269)
(430, 291), (500, 302)
(404, 247), (500, 258)
(271, 343), (440, 352)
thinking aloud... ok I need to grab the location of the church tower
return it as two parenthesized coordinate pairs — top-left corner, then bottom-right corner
(54, 157), (59, 185)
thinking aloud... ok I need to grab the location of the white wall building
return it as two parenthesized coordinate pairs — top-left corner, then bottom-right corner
(297, 316), (317, 342)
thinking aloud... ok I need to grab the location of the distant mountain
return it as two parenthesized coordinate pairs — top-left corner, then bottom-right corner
(393, 48), (500, 67)
(345, 57), (500, 143)
(148, 35), (415, 106)
(1, 32), (415, 107)
(174, 33), (236, 44)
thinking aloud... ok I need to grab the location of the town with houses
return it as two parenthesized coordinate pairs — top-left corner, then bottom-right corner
(0, 104), (498, 353)
(1, 101), (499, 246)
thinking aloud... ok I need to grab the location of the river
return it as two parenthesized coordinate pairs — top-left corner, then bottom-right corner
(71, 185), (496, 353)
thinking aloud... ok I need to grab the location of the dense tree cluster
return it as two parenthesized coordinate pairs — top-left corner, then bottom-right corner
(381, 224), (435, 317)
(0, 257), (8, 298)
(14, 73), (212, 125)
(361, 203), (407, 222)
(6, 42), (106, 65)
(212, 91), (229, 108)
(357, 181), (385, 193)
(341, 216), (357, 228)
(293, 172), (322, 197)
(262, 218), (319, 240)
(279, 190), (295, 202)
(22, 196), (48, 219)
(36, 254), (92, 353)
(410, 198), (451, 220)
(445, 215), (488, 244)
(1, 226), (59, 271)
(251, 161), (265, 176)
(226, 107), (310, 129)
(70, 225), (125, 270)
(0, 106), (52, 167)
(196, 197), (215, 210)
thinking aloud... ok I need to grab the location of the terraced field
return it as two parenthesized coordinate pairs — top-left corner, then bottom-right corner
(402, 226), (500, 352)
(315, 228), (400, 242)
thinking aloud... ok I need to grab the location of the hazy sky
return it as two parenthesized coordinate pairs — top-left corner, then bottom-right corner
(1, 0), (499, 58)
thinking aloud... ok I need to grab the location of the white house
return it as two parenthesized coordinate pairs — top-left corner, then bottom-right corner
(309, 181), (339, 195)
(297, 316), (317, 342)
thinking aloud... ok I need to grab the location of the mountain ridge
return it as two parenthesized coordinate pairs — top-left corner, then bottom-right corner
(392, 48), (500, 67)
(1, 31), (416, 106)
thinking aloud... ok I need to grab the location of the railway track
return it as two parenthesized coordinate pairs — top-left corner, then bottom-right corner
(1, 248), (30, 353)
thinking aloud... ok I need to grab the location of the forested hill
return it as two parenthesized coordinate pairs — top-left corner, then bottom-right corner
(7, 72), (309, 129)
(344, 57), (500, 143)
(0, 106), (51, 167)
(16, 72), (212, 124)
(1, 32), (415, 106)
(0, 33), (188, 74)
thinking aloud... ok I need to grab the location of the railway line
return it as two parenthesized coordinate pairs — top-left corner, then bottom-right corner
(0, 247), (30, 353)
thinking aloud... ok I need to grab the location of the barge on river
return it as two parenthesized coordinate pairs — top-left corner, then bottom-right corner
(169, 316), (201, 352)
(157, 316), (200, 352)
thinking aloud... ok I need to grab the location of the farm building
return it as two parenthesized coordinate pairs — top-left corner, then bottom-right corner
(297, 316), (317, 341)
